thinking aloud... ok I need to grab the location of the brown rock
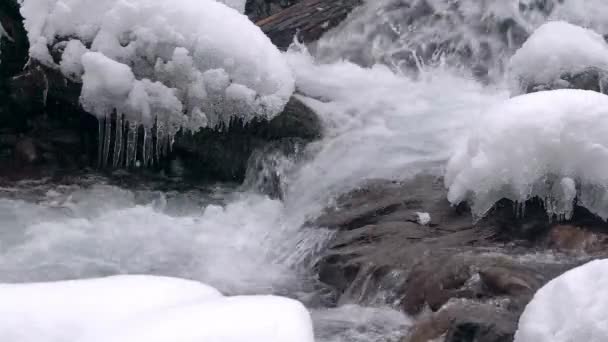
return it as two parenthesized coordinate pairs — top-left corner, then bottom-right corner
(547, 224), (603, 253)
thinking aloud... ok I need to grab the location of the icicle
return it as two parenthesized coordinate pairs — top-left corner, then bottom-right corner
(155, 122), (163, 164)
(142, 128), (147, 167)
(113, 113), (123, 167)
(102, 116), (112, 167)
(144, 127), (153, 167)
(97, 118), (103, 167)
(126, 121), (137, 168)
(133, 124), (139, 167)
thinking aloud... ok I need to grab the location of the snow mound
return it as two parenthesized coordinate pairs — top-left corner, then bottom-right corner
(19, 0), (294, 164)
(445, 89), (608, 221)
(514, 259), (608, 342)
(509, 21), (608, 95)
(0, 275), (314, 342)
(0, 275), (221, 341)
(82, 296), (314, 342)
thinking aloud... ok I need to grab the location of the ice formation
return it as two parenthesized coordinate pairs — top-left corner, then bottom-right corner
(19, 0), (294, 166)
(445, 89), (608, 221)
(509, 21), (608, 95)
(514, 259), (608, 342)
(0, 275), (314, 342)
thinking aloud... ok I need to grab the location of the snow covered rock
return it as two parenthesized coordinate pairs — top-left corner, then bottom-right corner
(445, 89), (608, 221)
(0, 275), (222, 341)
(0, 275), (315, 342)
(81, 295), (315, 342)
(509, 21), (608, 95)
(514, 259), (608, 342)
(19, 0), (295, 161)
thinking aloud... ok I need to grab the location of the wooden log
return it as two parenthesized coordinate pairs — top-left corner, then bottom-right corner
(257, 0), (363, 50)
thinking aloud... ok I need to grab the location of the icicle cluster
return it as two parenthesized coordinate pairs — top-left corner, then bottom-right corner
(19, 0), (295, 166)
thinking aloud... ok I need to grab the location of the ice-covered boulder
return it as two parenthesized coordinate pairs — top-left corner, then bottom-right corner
(445, 89), (608, 221)
(509, 21), (608, 95)
(0, 275), (315, 342)
(19, 0), (295, 165)
(514, 259), (608, 342)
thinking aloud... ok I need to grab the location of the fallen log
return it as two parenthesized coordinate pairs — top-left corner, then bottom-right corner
(257, 0), (363, 50)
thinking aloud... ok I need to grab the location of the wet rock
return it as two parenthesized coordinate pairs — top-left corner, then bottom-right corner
(408, 302), (518, 342)
(257, 0), (363, 50)
(14, 137), (38, 164)
(171, 96), (321, 182)
(546, 224), (608, 253)
(315, 175), (607, 340)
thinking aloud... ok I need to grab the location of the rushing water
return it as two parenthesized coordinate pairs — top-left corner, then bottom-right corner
(3, 0), (608, 341)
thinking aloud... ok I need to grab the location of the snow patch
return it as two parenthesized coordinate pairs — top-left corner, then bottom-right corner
(416, 212), (431, 225)
(509, 21), (608, 95)
(445, 89), (608, 221)
(514, 259), (608, 342)
(82, 296), (314, 342)
(0, 275), (221, 341)
(0, 275), (314, 342)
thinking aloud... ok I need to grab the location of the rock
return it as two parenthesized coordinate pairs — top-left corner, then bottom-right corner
(171, 96), (321, 182)
(407, 302), (518, 342)
(546, 224), (608, 253)
(314, 175), (606, 340)
(14, 137), (38, 164)
(257, 0), (363, 50)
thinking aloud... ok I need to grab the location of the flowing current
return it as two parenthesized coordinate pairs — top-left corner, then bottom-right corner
(2, 0), (607, 341)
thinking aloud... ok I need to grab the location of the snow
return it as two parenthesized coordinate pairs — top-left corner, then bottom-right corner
(514, 259), (608, 342)
(0, 275), (221, 341)
(509, 21), (608, 94)
(416, 212), (431, 226)
(0, 275), (314, 342)
(82, 296), (314, 342)
(445, 89), (608, 221)
(19, 0), (294, 144)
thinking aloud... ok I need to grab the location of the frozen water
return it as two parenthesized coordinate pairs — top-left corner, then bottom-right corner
(515, 259), (608, 342)
(446, 89), (608, 221)
(20, 0), (294, 160)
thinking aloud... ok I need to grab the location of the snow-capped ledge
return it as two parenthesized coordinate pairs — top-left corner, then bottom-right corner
(509, 21), (608, 95)
(19, 0), (294, 142)
(445, 89), (608, 221)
